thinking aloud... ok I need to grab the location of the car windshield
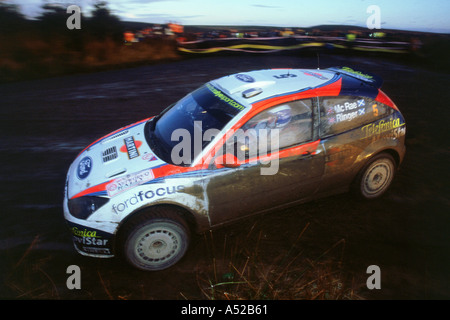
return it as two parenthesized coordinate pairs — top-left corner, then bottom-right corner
(147, 83), (244, 166)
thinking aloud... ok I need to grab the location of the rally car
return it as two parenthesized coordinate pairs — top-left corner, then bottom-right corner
(63, 66), (406, 271)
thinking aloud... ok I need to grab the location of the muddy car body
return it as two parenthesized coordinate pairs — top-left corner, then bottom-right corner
(64, 66), (406, 271)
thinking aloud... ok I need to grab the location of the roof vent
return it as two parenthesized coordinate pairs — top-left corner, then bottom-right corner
(242, 87), (263, 98)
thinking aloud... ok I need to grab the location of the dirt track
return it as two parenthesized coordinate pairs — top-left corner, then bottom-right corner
(0, 53), (449, 299)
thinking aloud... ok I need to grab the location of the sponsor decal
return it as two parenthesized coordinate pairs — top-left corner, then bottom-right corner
(77, 156), (92, 180)
(71, 227), (99, 238)
(386, 126), (406, 139)
(235, 74), (255, 83)
(206, 83), (245, 111)
(361, 117), (405, 139)
(303, 71), (328, 80)
(106, 169), (154, 197)
(112, 185), (185, 214)
(120, 137), (142, 159)
(70, 226), (110, 248)
(339, 67), (375, 82)
(142, 153), (157, 162)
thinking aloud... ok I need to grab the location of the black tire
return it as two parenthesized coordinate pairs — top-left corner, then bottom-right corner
(121, 208), (190, 271)
(355, 153), (396, 200)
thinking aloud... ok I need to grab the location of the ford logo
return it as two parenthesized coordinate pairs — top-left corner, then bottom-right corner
(77, 156), (92, 180)
(235, 74), (255, 83)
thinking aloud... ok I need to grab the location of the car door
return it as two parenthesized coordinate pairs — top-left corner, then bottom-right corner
(204, 98), (325, 227)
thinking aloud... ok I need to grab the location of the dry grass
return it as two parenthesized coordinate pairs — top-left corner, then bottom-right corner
(3, 235), (61, 299)
(191, 223), (365, 300)
(80, 38), (179, 67)
(0, 36), (180, 82)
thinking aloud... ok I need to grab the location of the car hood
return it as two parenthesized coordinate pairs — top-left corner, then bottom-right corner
(66, 119), (167, 200)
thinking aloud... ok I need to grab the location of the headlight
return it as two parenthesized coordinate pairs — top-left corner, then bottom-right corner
(67, 196), (109, 220)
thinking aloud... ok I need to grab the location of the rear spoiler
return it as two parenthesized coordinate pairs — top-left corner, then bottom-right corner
(327, 66), (383, 89)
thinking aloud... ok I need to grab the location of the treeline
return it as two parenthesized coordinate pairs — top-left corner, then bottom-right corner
(0, 1), (178, 82)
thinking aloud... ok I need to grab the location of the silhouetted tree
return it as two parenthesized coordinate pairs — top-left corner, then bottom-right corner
(87, 1), (124, 43)
(37, 3), (70, 35)
(0, 2), (27, 33)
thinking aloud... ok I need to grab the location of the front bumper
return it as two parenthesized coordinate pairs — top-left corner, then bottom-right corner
(64, 192), (116, 258)
(66, 220), (115, 258)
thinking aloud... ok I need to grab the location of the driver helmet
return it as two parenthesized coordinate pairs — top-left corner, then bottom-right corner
(267, 104), (292, 128)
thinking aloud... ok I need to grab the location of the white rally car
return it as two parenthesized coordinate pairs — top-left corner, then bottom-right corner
(64, 67), (406, 271)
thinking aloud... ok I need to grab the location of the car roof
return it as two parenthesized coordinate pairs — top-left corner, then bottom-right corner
(210, 67), (383, 109)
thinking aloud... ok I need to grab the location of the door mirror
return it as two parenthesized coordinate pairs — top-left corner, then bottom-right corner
(214, 154), (241, 169)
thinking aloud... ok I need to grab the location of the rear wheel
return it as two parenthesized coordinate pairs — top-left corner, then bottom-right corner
(121, 209), (190, 271)
(356, 153), (396, 199)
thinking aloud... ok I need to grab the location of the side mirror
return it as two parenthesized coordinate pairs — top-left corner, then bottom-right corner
(214, 154), (241, 169)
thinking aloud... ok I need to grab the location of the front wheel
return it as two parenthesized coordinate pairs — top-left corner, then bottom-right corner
(355, 153), (396, 199)
(122, 210), (190, 271)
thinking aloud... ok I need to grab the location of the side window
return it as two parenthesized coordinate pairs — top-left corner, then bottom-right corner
(319, 96), (393, 136)
(230, 99), (313, 160)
